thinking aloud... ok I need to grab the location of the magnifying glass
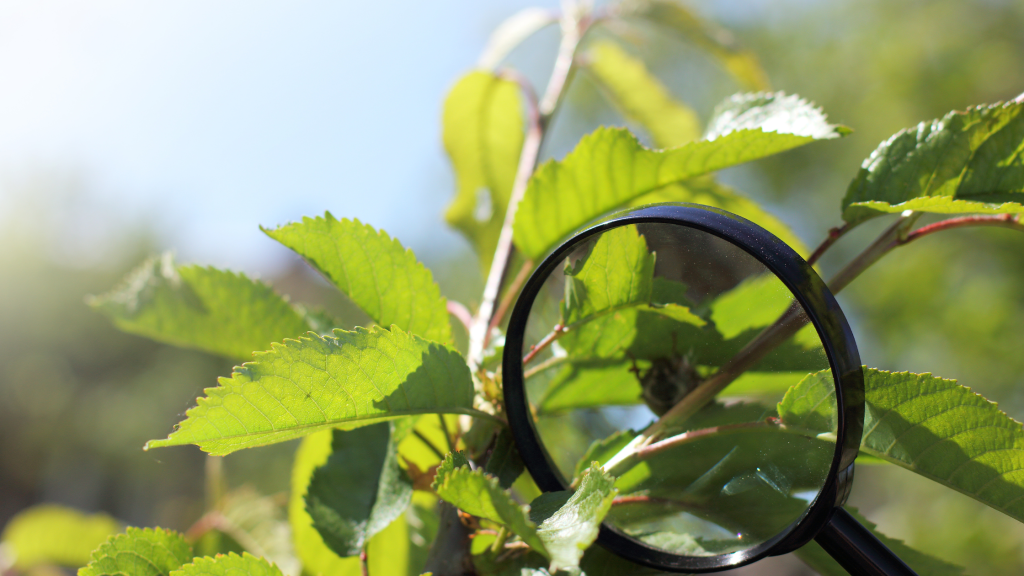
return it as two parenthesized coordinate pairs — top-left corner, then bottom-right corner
(502, 203), (918, 575)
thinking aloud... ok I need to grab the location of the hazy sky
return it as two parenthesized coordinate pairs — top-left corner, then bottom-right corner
(0, 0), (559, 273)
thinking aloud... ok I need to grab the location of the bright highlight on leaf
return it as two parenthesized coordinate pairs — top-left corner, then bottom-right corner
(0, 505), (121, 571)
(706, 92), (851, 141)
(842, 100), (1024, 225)
(513, 98), (845, 260)
(584, 40), (701, 148)
(89, 253), (313, 361)
(79, 527), (192, 576)
(442, 72), (525, 272)
(265, 215), (451, 343)
(170, 553), (282, 576)
(146, 326), (476, 455)
(531, 463), (618, 573)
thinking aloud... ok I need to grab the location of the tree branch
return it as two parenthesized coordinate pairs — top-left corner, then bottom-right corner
(469, 11), (591, 371)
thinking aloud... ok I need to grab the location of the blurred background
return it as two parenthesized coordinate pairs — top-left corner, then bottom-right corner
(2, 0), (1023, 574)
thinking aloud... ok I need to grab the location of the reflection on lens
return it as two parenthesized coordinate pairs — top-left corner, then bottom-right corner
(520, 222), (838, 557)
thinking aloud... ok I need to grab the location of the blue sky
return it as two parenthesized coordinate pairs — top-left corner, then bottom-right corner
(0, 0), (567, 274)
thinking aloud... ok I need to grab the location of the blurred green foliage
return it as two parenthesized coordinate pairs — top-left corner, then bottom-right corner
(2, 1), (1024, 574)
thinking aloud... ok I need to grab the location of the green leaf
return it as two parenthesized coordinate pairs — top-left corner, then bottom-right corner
(289, 430), (415, 576)
(432, 453), (548, 555)
(706, 92), (850, 142)
(708, 273), (793, 340)
(795, 507), (966, 576)
(442, 72), (524, 272)
(304, 423), (412, 557)
(619, 0), (770, 91)
(289, 429), (358, 576)
(484, 428), (526, 489)
(265, 215), (451, 343)
(146, 326), (476, 455)
(89, 253), (312, 360)
(537, 360), (642, 414)
(584, 40), (701, 148)
(170, 553), (282, 576)
(78, 527), (192, 576)
(0, 505), (121, 570)
(563, 224), (655, 326)
(842, 101), (1024, 225)
(777, 370), (839, 435)
(529, 464), (618, 573)
(513, 113), (844, 260)
(782, 367), (1024, 525)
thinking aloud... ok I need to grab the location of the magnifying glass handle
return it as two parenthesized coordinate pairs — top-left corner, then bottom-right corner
(814, 507), (919, 576)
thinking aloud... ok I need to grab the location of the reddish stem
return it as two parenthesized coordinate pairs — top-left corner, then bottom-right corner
(484, 259), (535, 349)
(806, 222), (851, 266)
(360, 549), (369, 576)
(521, 324), (567, 365)
(900, 213), (1022, 244)
(447, 301), (473, 334)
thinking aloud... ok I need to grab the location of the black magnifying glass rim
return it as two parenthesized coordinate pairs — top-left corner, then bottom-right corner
(502, 203), (865, 573)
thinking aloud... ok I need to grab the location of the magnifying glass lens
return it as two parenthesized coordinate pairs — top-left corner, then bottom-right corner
(520, 222), (839, 557)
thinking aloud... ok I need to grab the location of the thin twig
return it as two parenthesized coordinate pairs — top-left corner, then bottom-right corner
(484, 259), (536, 349)
(447, 300), (473, 334)
(900, 213), (1023, 243)
(806, 222), (851, 266)
(522, 324), (567, 365)
(360, 549), (369, 576)
(469, 12), (591, 371)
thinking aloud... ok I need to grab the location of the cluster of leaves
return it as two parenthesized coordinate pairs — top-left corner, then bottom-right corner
(4, 1), (1024, 576)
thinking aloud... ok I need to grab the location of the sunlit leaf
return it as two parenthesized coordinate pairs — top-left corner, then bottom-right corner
(146, 326), (477, 455)
(265, 215), (451, 343)
(79, 528), (191, 576)
(842, 101), (1024, 225)
(563, 225), (655, 327)
(781, 368), (1024, 524)
(170, 553), (281, 576)
(89, 253), (313, 360)
(706, 92), (849, 142)
(0, 505), (121, 571)
(584, 40), (701, 148)
(619, 0), (770, 91)
(514, 101), (844, 259)
(537, 360), (642, 414)
(442, 72), (524, 272)
(432, 452), (548, 554)
(795, 507), (966, 576)
(528, 464), (618, 573)
(305, 423), (412, 557)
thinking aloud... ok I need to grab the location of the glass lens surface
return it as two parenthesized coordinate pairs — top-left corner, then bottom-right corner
(520, 222), (838, 557)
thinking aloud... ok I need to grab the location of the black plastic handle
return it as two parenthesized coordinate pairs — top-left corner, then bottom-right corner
(814, 508), (918, 576)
